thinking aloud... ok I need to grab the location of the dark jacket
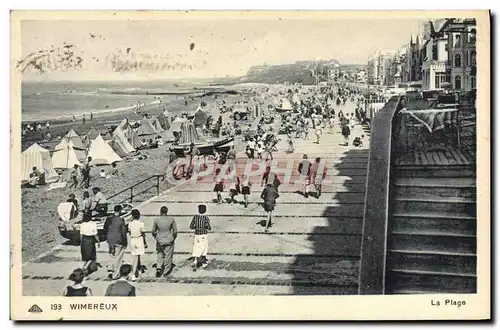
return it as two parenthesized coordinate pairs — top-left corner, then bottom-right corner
(261, 186), (279, 205)
(152, 216), (178, 245)
(104, 215), (127, 246)
(104, 280), (136, 296)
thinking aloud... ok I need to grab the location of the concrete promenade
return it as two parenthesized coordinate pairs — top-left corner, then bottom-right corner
(22, 100), (371, 296)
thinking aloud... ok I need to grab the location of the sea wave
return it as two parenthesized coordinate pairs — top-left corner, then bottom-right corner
(22, 101), (160, 122)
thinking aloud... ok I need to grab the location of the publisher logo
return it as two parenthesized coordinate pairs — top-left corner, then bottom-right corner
(28, 304), (43, 313)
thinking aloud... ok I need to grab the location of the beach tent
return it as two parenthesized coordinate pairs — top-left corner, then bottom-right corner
(64, 128), (86, 150)
(170, 117), (187, 133)
(21, 143), (59, 182)
(179, 121), (200, 145)
(156, 112), (171, 130)
(135, 118), (159, 136)
(150, 116), (165, 133)
(111, 128), (136, 157)
(193, 106), (208, 126)
(88, 134), (122, 166)
(115, 118), (142, 149)
(54, 138), (87, 162)
(51, 139), (84, 169)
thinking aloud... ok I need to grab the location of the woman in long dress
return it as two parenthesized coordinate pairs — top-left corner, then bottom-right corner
(79, 214), (100, 275)
(62, 268), (93, 296)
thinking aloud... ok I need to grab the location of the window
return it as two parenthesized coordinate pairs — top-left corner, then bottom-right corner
(471, 51), (476, 65)
(455, 75), (462, 90)
(432, 44), (438, 61)
(455, 54), (462, 67)
(471, 76), (476, 89)
(455, 34), (461, 47)
(435, 73), (446, 88)
(464, 52), (469, 66)
(469, 28), (477, 43)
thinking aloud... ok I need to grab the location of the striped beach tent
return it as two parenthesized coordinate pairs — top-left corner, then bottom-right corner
(179, 121), (200, 145)
(21, 143), (59, 182)
(115, 118), (142, 149)
(135, 118), (159, 136)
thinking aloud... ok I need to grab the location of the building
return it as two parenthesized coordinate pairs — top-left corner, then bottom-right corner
(367, 50), (380, 85)
(421, 20), (450, 90)
(444, 18), (477, 91)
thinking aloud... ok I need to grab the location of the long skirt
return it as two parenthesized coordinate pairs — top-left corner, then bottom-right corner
(80, 235), (96, 262)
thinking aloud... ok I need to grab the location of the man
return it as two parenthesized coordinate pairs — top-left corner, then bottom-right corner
(80, 156), (92, 188)
(152, 206), (178, 277)
(246, 138), (255, 159)
(104, 205), (127, 280)
(69, 164), (79, 188)
(91, 187), (108, 216)
(190, 204), (212, 272)
(104, 264), (136, 296)
(260, 183), (279, 232)
(298, 154), (312, 198)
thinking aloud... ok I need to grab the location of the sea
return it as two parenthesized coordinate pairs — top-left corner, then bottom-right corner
(21, 79), (213, 122)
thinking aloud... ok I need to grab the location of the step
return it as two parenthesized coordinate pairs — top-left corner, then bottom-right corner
(394, 186), (476, 199)
(154, 191), (367, 205)
(385, 271), (476, 294)
(394, 177), (476, 187)
(137, 215), (363, 235)
(393, 166), (475, 178)
(23, 278), (359, 296)
(45, 232), (363, 259)
(392, 197), (476, 216)
(392, 211), (475, 221)
(389, 234), (476, 254)
(387, 250), (476, 275)
(24, 254), (360, 288)
(176, 182), (368, 193)
(136, 200), (365, 219)
(391, 216), (476, 236)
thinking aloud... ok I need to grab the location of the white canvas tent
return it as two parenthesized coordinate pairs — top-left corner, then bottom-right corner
(170, 117), (187, 133)
(65, 128), (86, 150)
(21, 143), (59, 182)
(88, 134), (122, 166)
(51, 139), (84, 169)
(280, 98), (293, 110)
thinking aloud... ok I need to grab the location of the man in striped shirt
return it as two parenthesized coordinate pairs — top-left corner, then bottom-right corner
(189, 204), (212, 271)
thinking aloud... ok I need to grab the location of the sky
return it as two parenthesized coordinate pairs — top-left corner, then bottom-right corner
(19, 17), (425, 81)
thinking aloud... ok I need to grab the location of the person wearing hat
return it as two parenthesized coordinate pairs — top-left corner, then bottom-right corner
(189, 204), (212, 271)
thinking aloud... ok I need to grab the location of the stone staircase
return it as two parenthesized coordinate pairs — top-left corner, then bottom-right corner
(385, 168), (477, 294)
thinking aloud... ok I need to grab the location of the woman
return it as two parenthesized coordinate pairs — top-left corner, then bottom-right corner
(128, 209), (147, 281)
(79, 213), (100, 275)
(213, 168), (224, 204)
(241, 175), (251, 208)
(62, 268), (93, 296)
(260, 183), (280, 232)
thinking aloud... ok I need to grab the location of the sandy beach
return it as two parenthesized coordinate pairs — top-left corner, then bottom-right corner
(20, 84), (256, 262)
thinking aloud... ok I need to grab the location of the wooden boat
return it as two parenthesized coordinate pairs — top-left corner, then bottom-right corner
(171, 136), (235, 157)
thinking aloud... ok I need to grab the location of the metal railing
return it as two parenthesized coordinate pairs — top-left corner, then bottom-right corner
(108, 174), (165, 205)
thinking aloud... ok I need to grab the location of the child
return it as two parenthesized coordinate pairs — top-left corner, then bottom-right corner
(241, 174), (251, 208)
(190, 204), (212, 271)
(229, 175), (241, 204)
(213, 168), (223, 204)
(315, 125), (322, 144)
